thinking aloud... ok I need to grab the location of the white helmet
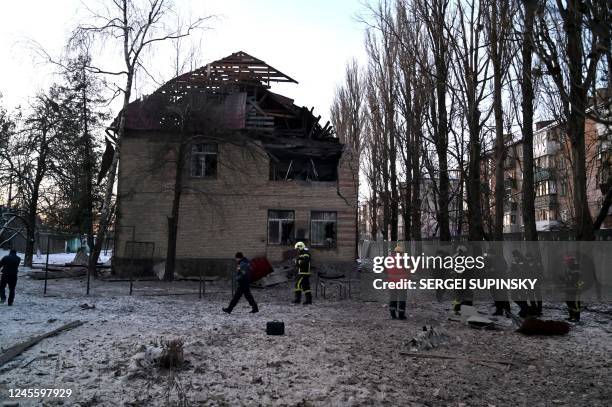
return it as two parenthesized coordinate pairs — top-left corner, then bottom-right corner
(295, 241), (306, 250)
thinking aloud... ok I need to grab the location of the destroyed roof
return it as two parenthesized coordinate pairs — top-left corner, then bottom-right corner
(159, 51), (297, 93)
(119, 51), (336, 142)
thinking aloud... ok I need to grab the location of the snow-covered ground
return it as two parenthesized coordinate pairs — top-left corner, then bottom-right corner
(0, 273), (611, 406)
(0, 250), (112, 266)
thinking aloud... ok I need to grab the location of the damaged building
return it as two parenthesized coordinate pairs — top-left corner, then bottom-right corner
(114, 51), (358, 276)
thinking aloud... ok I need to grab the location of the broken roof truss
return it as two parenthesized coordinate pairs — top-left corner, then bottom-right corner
(160, 51), (297, 94)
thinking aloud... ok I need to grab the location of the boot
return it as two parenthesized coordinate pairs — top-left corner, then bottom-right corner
(398, 311), (406, 320)
(293, 291), (301, 304)
(390, 309), (397, 319)
(250, 306), (259, 313)
(536, 302), (543, 317)
(453, 303), (461, 315)
(222, 307), (231, 314)
(303, 292), (312, 305)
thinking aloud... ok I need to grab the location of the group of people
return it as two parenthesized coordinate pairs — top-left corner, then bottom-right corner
(385, 244), (585, 323)
(222, 241), (312, 314)
(0, 240), (586, 325)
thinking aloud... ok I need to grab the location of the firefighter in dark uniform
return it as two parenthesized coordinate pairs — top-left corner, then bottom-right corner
(452, 245), (473, 314)
(484, 250), (511, 316)
(293, 242), (312, 305)
(563, 255), (583, 322)
(0, 249), (21, 306)
(525, 252), (543, 316)
(387, 245), (408, 319)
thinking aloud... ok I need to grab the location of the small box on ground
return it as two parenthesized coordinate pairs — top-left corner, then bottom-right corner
(266, 321), (285, 336)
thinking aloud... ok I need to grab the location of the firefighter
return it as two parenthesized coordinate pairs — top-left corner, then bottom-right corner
(452, 245), (473, 314)
(293, 241), (312, 305)
(222, 252), (259, 314)
(387, 244), (408, 320)
(484, 250), (511, 316)
(563, 255), (583, 322)
(0, 249), (21, 306)
(510, 249), (531, 318)
(525, 252), (543, 317)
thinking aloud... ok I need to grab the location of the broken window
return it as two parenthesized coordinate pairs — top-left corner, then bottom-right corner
(310, 211), (337, 247)
(269, 157), (338, 182)
(191, 143), (218, 178)
(268, 210), (295, 245)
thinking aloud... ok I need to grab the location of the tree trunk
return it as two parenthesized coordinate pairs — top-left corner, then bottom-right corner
(566, 0), (594, 240)
(467, 109), (484, 241)
(403, 164), (412, 242)
(24, 145), (46, 267)
(491, 0), (505, 241)
(164, 140), (187, 281)
(90, 73), (132, 274)
(81, 83), (95, 275)
(411, 131), (422, 241)
(521, 0), (538, 241)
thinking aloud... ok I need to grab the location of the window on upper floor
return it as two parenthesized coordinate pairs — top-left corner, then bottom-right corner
(269, 157), (338, 182)
(191, 143), (218, 178)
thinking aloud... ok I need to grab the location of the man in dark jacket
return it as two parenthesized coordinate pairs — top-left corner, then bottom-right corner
(0, 249), (21, 306)
(223, 252), (259, 314)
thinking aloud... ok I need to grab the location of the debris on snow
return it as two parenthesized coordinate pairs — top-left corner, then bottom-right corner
(408, 326), (451, 351)
(518, 319), (570, 336)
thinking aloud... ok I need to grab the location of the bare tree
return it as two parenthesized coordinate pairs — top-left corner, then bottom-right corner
(518, 0), (540, 241)
(71, 0), (209, 275)
(416, 0), (454, 241)
(331, 59), (364, 252)
(533, 0), (609, 240)
(447, 0), (493, 240)
(485, 0), (516, 240)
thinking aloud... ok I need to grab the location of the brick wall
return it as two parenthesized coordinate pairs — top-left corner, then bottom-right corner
(114, 131), (358, 276)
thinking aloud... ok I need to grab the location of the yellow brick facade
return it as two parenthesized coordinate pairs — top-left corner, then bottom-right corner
(114, 131), (358, 276)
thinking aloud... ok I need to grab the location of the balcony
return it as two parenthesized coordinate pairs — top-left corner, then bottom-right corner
(534, 138), (559, 158)
(504, 201), (519, 212)
(534, 167), (555, 182)
(535, 194), (558, 209)
(503, 156), (516, 169)
(504, 177), (517, 190)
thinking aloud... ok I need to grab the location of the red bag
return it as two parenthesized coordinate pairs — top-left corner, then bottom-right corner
(249, 256), (274, 283)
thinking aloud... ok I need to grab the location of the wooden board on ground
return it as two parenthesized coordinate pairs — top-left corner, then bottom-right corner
(0, 320), (85, 367)
(399, 351), (517, 366)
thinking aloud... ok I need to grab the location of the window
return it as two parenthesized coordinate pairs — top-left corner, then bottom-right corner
(310, 211), (337, 247)
(536, 180), (555, 196)
(504, 214), (518, 226)
(557, 156), (566, 170)
(269, 157), (338, 181)
(536, 209), (549, 221)
(267, 210), (295, 245)
(191, 143), (218, 178)
(559, 179), (568, 196)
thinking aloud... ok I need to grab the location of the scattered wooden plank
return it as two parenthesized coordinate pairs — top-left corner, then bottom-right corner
(0, 321), (85, 367)
(399, 351), (516, 366)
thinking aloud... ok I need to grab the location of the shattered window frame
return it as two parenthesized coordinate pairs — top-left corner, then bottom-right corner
(267, 210), (295, 245)
(190, 142), (218, 178)
(310, 211), (337, 247)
